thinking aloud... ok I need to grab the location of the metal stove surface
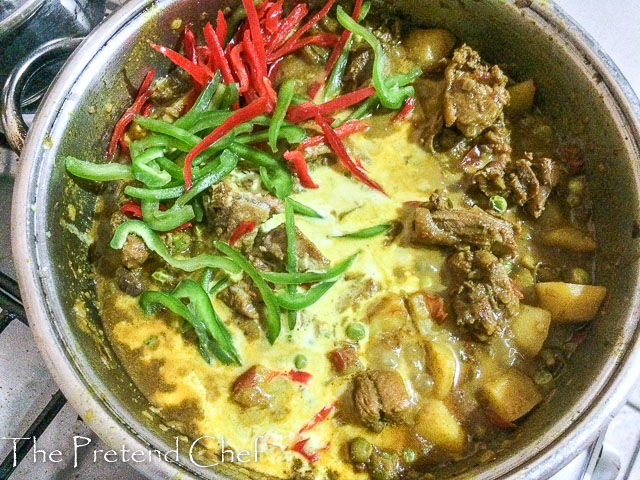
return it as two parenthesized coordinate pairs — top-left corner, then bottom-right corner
(0, 1), (639, 479)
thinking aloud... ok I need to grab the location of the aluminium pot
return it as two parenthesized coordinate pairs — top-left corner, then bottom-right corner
(4, 0), (640, 478)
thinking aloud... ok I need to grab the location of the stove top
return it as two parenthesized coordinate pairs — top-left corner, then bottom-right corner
(1, 1), (639, 479)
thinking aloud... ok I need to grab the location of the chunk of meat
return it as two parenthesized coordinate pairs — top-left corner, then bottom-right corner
(253, 224), (329, 272)
(121, 234), (149, 269)
(344, 49), (373, 92)
(115, 267), (143, 296)
(411, 192), (518, 254)
(443, 45), (510, 138)
(414, 78), (446, 151)
(473, 153), (561, 218)
(328, 344), (361, 374)
(219, 277), (260, 319)
(353, 370), (411, 432)
(447, 250), (520, 340)
(232, 365), (272, 408)
(204, 181), (282, 248)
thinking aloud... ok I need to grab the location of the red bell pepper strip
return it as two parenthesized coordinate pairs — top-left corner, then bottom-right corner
(266, 33), (340, 63)
(315, 0), (364, 94)
(291, 439), (321, 463)
(243, 30), (267, 98)
(120, 202), (143, 218)
(196, 45), (211, 65)
(288, 370), (313, 384)
(183, 97), (269, 190)
(256, 0), (273, 18)
(299, 404), (335, 433)
(107, 69), (155, 159)
(265, 0), (283, 34)
(171, 221), (193, 233)
(150, 44), (212, 86)
(393, 96), (416, 122)
(141, 101), (154, 117)
(284, 150), (318, 188)
(229, 220), (257, 245)
(314, 114), (385, 194)
(297, 120), (368, 151)
(229, 44), (250, 93)
(183, 25), (199, 65)
(286, 86), (375, 123)
(267, 57), (283, 84)
(203, 22), (235, 84)
(273, 0), (336, 57)
(215, 10), (227, 45)
(242, 0), (268, 79)
(267, 3), (308, 51)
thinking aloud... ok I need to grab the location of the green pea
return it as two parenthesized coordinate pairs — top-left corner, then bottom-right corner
(346, 322), (367, 342)
(402, 448), (416, 463)
(489, 195), (508, 213)
(294, 354), (308, 369)
(349, 437), (373, 463)
(568, 178), (584, 195)
(144, 335), (158, 348)
(171, 231), (192, 253)
(534, 369), (553, 385)
(151, 268), (175, 285)
(565, 267), (590, 285)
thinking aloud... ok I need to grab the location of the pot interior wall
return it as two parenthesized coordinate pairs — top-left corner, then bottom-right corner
(35, 0), (640, 478)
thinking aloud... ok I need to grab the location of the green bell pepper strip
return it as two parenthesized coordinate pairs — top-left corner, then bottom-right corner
(131, 147), (172, 187)
(174, 72), (222, 130)
(209, 83), (228, 111)
(284, 198), (298, 329)
(276, 281), (337, 310)
(220, 82), (239, 110)
(141, 199), (195, 231)
(124, 184), (185, 200)
(214, 241), (282, 344)
(291, 94), (308, 105)
(111, 220), (241, 274)
(139, 290), (214, 364)
(209, 276), (230, 296)
(65, 156), (133, 181)
(324, 1), (371, 101)
(154, 155), (184, 180)
(288, 198), (323, 218)
(130, 134), (191, 158)
(188, 111), (234, 134)
(175, 149), (238, 206)
(237, 125), (306, 145)
(202, 268), (229, 295)
(261, 252), (359, 284)
(172, 279), (240, 365)
(336, 6), (420, 109)
(229, 143), (293, 198)
(259, 166), (293, 199)
(269, 79), (297, 152)
(134, 116), (203, 149)
(192, 195), (205, 222)
(336, 223), (392, 238)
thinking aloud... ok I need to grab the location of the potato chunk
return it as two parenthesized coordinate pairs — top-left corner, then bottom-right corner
(480, 370), (542, 423)
(425, 342), (458, 398)
(511, 304), (551, 356)
(540, 227), (596, 252)
(404, 29), (456, 72)
(506, 80), (536, 114)
(367, 294), (409, 337)
(415, 398), (466, 453)
(535, 282), (607, 323)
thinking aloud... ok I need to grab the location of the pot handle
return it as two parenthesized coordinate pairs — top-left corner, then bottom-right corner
(1, 37), (83, 154)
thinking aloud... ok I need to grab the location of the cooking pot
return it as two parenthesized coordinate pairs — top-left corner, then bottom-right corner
(4, 0), (640, 478)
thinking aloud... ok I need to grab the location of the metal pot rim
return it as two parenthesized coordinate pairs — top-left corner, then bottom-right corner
(0, 0), (46, 40)
(10, 1), (640, 479)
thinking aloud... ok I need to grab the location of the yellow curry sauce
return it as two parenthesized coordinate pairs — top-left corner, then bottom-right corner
(79, 5), (609, 480)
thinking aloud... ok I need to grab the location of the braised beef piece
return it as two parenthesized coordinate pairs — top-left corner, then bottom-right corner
(344, 49), (373, 92)
(232, 365), (272, 408)
(253, 224), (329, 272)
(443, 45), (510, 138)
(447, 249), (520, 340)
(121, 234), (149, 269)
(353, 370), (411, 432)
(219, 277), (261, 319)
(204, 181), (282, 248)
(414, 78), (446, 151)
(411, 192), (519, 254)
(115, 267), (143, 296)
(474, 153), (561, 218)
